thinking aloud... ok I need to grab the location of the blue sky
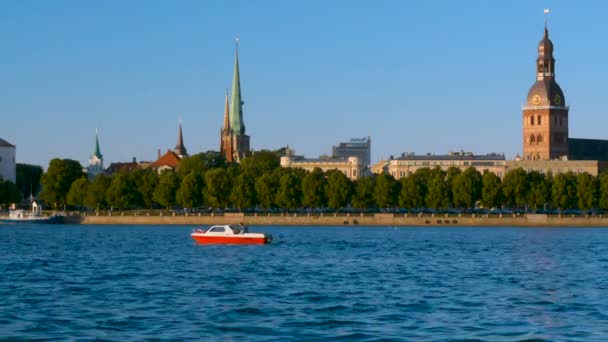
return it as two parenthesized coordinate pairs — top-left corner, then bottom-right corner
(1, 1), (607, 168)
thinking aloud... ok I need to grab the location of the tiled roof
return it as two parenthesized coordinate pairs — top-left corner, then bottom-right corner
(152, 150), (181, 169)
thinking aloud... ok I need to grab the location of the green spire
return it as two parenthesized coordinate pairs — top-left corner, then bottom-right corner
(93, 129), (102, 159)
(230, 39), (245, 135)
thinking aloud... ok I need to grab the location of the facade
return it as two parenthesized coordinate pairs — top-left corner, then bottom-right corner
(86, 131), (104, 179)
(507, 159), (608, 177)
(386, 151), (507, 179)
(522, 26), (569, 160)
(332, 137), (371, 167)
(220, 43), (250, 163)
(280, 151), (364, 181)
(0, 137), (16, 183)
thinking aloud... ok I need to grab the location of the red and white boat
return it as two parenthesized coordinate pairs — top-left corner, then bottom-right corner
(190, 224), (272, 245)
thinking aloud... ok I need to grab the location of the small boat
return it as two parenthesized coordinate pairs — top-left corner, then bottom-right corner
(0, 201), (63, 224)
(190, 224), (272, 244)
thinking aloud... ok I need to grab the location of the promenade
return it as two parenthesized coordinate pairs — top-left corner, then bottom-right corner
(63, 212), (608, 227)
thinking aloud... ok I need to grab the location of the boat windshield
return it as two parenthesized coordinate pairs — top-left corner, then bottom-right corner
(231, 225), (249, 234)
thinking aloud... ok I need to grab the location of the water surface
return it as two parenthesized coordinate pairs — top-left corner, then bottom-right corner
(2, 225), (608, 341)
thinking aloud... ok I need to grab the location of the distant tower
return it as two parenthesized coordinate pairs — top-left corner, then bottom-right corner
(220, 39), (250, 163)
(87, 130), (104, 178)
(522, 20), (569, 160)
(174, 120), (188, 158)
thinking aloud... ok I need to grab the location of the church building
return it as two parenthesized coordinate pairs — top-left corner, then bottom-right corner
(220, 41), (250, 163)
(86, 130), (104, 179)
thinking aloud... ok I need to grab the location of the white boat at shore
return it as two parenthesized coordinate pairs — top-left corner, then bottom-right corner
(0, 201), (63, 224)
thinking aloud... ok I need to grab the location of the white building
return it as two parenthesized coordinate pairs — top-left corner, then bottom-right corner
(0, 137), (16, 183)
(86, 131), (104, 179)
(280, 149), (363, 180)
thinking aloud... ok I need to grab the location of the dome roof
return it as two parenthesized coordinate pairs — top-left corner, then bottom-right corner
(526, 79), (565, 107)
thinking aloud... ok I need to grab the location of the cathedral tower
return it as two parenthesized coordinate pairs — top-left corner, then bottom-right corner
(220, 40), (250, 163)
(522, 25), (569, 160)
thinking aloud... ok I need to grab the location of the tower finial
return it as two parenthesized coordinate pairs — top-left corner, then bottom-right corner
(544, 8), (550, 30)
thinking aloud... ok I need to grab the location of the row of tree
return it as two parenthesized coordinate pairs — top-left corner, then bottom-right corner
(28, 151), (608, 212)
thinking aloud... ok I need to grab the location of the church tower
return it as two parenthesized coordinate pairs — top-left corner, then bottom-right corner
(174, 121), (188, 158)
(522, 24), (569, 160)
(220, 40), (250, 163)
(87, 130), (104, 179)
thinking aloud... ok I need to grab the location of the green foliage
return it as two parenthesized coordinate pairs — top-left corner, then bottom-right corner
(153, 171), (180, 209)
(176, 172), (204, 209)
(326, 170), (352, 210)
(527, 171), (549, 210)
(552, 172), (577, 210)
(132, 169), (159, 208)
(577, 173), (597, 211)
(86, 174), (111, 210)
(276, 171), (303, 210)
(502, 168), (529, 208)
(0, 179), (22, 207)
(445, 166), (462, 207)
(302, 168), (327, 208)
(452, 168), (482, 208)
(16, 163), (43, 198)
(67, 177), (89, 210)
(240, 150), (280, 178)
(255, 173), (278, 209)
(425, 171), (449, 209)
(40, 159), (84, 209)
(230, 173), (256, 210)
(106, 173), (135, 209)
(352, 176), (375, 210)
(481, 171), (502, 208)
(203, 168), (231, 208)
(178, 151), (224, 178)
(374, 173), (398, 208)
(599, 172), (608, 210)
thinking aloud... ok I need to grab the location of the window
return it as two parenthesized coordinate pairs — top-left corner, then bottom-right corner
(537, 134), (543, 143)
(537, 115), (541, 125)
(530, 116), (534, 126)
(209, 227), (225, 233)
(530, 135), (536, 144)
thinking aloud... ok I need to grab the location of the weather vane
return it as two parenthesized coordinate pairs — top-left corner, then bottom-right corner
(544, 8), (550, 27)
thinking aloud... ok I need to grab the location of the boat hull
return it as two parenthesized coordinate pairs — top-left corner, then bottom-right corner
(190, 234), (271, 245)
(0, 216), (63, 224)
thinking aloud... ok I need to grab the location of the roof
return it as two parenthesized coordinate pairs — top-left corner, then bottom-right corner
(152, 150), (181, 169)
(526, 79), (565, 107)
(106, 162), (138, 174)
(569, 138), (608, 161)
(0, 137), (15, 148)
(395, 153), (505, 161)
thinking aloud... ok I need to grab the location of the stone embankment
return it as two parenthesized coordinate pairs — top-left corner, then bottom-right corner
(63, 212), (608, 227)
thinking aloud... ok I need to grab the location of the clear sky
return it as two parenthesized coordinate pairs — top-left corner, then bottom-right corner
(1, 1), (607, 168)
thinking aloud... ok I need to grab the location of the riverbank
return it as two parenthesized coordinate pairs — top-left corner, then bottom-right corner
(62, 212), (608, 227)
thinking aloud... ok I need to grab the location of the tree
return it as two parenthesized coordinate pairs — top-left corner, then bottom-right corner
(40, 159), (84, 209)
(255, 172), (278, 209)
(352, 176), (375, 210)
(502, 168), (529, 208)
(425, 172), (449, 209)
(0, 179), (21, 208)
(326, 170), (352, 210)
(16, 163), (43, 198)
(176, 172), (204, 209)
(599, 172), (608, 211)
(481, 171), (502, 208)
(275, 171), (302, 210)
(230, 173), (256, 210)
(446, 166), (462, 208)
(452, 168), (482, 208)
(552, 172), (577, 210)
(106, 173), (135, 210)
(374, 173), (398, 208)
(240, 150), (280, 178)
(576, 173), (597, 211)
(86, 174), (111, 210)
(302, 168), (327, 208)
(133, 169), (159, 208)
(178, 151), (224, 178)
(399, 173), (424, 209)
(67, 177), (89, 211)
(204, 168), (231, 208)
(527, 171), (549, 211)
(153, 171), (180, 209)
